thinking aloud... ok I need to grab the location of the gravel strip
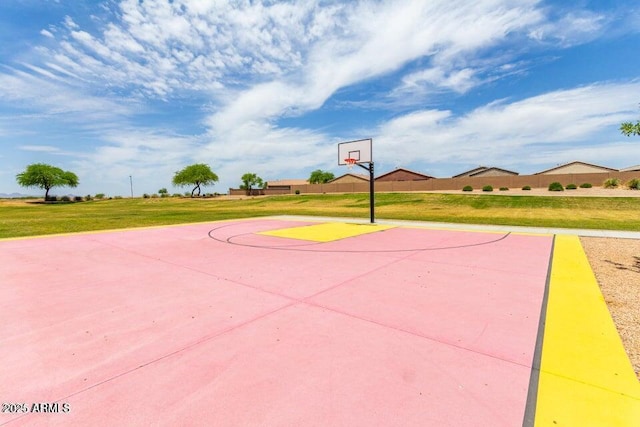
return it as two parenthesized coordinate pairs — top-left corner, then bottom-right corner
(581, 237), (640, 380)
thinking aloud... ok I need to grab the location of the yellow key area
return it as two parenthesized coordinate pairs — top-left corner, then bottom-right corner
(535, 235), (640, 426)
(259, 222), (395, 242)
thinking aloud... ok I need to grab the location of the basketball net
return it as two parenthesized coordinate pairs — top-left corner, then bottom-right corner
(345, 158), (357, 170)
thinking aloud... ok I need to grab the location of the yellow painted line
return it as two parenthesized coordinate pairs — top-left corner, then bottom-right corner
(259, 222), (396, 242)
(535, 235), (640, 426)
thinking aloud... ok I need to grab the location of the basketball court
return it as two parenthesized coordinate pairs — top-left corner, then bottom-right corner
(1, 217), (638, 426)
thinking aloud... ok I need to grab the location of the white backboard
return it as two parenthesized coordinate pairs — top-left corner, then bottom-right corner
(338, 138), (372, 165)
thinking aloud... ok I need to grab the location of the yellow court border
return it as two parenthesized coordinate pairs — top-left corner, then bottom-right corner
(534, 235), (640, 426)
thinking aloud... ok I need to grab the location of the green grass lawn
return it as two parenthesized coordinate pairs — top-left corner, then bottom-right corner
(1, 193), (639, 238)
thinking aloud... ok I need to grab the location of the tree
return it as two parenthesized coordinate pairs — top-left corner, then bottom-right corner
(620, 121), (640, 137)
(172, 164), (219, 197)
(158, 188), (168, 197)
(16, 163), (79, 201)
(240, 173), (265, 195)
(309, 169), (335, 184)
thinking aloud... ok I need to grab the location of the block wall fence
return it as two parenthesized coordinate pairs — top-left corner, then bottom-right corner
(228, 171), (640, 196)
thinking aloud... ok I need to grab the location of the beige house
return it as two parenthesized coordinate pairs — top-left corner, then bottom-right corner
(266, 179), (309, 190)
(229, 178), (309, 195)
(620, 165), (640, 172)
(375, 168), (434, 182)
(453, 166), (519, 178)
(329, 173), (369, 184)
(535, 161), (617, 175)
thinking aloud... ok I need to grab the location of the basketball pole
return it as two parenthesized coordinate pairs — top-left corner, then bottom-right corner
(369, 162), (375, 223)
(339, 138), (374, 224)
(357, 162), (375, 223)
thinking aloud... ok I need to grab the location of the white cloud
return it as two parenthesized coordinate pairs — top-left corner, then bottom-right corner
(528, 10), (608, 47)
(19, 63), (67, 82)
(204, 0), (551, 133)
(201, 119), (333, 188)
(523, 142), (640, 171)
(1, 0), (636, 194)
(401, 68), (479, 95)
(65, 127), (204, 194)
(19, 145), (60, 152)
(25, 0), (342, 100)
(374, 82), (640, 172)
(0, 68), (134, 119)
(63, 15), (79, 30)
(7, 0), (614, 121)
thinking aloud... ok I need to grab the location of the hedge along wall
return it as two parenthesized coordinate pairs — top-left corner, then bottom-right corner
(287, 171), (640, 194)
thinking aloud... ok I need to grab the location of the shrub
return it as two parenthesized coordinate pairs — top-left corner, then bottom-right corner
(295, 189), (301, 194)
(626, 178), (640, 190)
(499, 187), (508, 191)
(522, 186), (531, 190)
(566, 183), (577, 190)
(45, 195), (57, 202)
(60, 195), (71, 202)
(114, 195), (123, 199)
(603, 178), (620, 189)
(143, 193), (150, 198)
(579, 183), (592, 188)
(151, 193), (159, 198)
(74, 196), (83, 201)
(482, 185), (493, 192)
(548, 182), (564, 191)
(95, 193), (105, 199)
(462, 185), (473, 192)
(172, 193), (182, 197)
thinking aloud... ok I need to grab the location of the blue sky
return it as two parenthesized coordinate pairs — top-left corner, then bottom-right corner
(1, 0), (639, 197)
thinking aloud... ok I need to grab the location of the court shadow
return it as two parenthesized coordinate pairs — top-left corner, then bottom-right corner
(604, 256), (640, 274)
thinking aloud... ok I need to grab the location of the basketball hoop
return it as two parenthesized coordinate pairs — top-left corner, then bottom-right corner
(345, 158), (357, 170)
(338, 138), (374, 223)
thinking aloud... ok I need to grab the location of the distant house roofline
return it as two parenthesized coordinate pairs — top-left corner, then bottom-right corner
(534, 161), (617, 175)
(620, 164), (640, 172)
(453, 166), (518, 177)
(375, 167), (434, 181)
(469, 166), (519, 176)
(452, 166), (488, 178)
(328, 173), (370, 183)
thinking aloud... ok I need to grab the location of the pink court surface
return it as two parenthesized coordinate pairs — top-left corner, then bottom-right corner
(1, 218), (638, 426)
